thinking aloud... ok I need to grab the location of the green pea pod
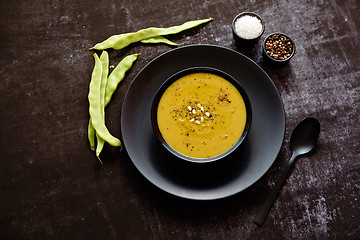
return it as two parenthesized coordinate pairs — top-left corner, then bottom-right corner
(140, 36), (179, 46)
(104, 53), (140, 106)
(95, 51), (110, 159)
(114, 34), (178, 46)
(88, 53), (121, 147)
(88, 120), (95, 151)
(87, 53), (139, 154)
(90, 18), (213, 50)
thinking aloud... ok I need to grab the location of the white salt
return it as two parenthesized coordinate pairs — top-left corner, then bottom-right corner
(234, 15), (263, 39)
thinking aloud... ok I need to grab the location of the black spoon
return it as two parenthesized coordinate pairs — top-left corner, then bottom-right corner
(254, 117), (320, 226)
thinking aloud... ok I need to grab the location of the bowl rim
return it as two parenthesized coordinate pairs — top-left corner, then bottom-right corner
(232, 12), (265, 41)
(262, 32), (296, 62)
(151, 66), (252, 163)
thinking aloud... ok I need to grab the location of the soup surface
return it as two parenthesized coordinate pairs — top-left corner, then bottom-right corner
(157, 72), (247, 158)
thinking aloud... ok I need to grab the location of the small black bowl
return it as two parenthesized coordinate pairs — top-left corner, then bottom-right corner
(151, 67), (252, 164)
(232, 12), (265, 43)
(263, 32), (296, 64)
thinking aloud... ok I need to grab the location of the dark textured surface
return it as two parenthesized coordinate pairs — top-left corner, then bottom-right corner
(0, 0), (359, 239)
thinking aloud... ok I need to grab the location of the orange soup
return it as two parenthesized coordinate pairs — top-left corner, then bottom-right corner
(157, 72), (247, 158)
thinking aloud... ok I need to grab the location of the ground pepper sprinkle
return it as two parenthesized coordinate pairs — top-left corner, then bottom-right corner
(265, 34), (293, 60)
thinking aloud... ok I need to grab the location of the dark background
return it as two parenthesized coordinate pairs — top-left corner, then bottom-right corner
(1, 0), (359, 239)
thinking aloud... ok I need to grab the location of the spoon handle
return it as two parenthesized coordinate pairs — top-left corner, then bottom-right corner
(254, 153), (297, 226)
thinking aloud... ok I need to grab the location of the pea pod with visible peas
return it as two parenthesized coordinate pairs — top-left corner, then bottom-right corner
(119, 33), (179, 46)
(140, 36), (179, 46)
(90, 18), (213, 50)
(88, 53), (121, 147)
(95, 51), (109, 160)
(87, 53), (139, 156)
(105, 53), (140, 106)
(114, 33), (179, 46)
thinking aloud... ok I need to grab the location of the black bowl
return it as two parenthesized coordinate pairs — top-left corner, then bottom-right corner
(151, 67), (252, 163)
(263, 32), (296, 64)
(232, 12), (265, 43)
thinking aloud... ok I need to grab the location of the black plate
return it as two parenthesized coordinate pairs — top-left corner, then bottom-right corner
(121, 45), (285, 200)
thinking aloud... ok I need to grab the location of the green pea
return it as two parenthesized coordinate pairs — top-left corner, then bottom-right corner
(88, 53), (121, 147)
(90, 18), (212, 50)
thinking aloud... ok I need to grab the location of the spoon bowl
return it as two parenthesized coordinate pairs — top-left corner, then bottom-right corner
(290, 117), (321, 156)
